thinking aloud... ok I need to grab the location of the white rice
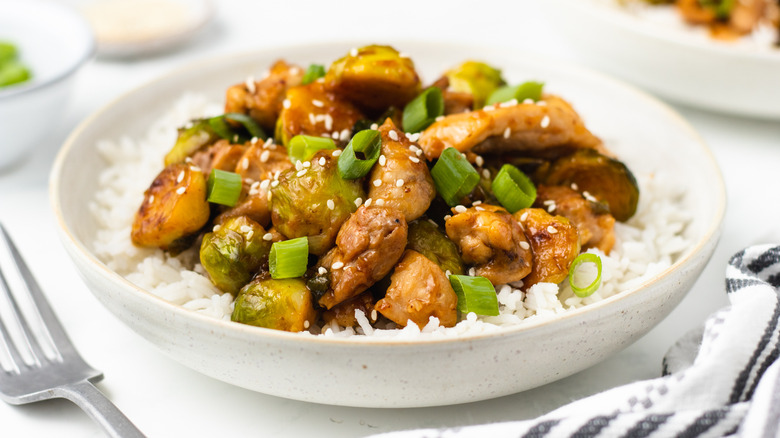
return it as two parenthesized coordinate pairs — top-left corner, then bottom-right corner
(90, 93), (692, 339)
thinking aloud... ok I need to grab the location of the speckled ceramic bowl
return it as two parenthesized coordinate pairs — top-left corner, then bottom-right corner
(50, 41), (725, 408)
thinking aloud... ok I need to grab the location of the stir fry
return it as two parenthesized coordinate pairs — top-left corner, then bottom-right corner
(130, 45), (640, 333)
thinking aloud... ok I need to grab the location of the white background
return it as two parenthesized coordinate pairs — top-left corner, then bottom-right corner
(1, 1), (780, 436)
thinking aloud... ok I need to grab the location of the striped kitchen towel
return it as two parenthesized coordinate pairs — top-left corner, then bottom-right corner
(371, 244), (780, 438)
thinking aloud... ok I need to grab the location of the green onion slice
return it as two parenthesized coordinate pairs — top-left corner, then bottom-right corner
(450, 275), (499, 316)
(431, 147), (480, 206)
(269, 237), (309, 279)
(492, 164), (537, 213)
(302, 64), (326, 85)
(288, 135), (337, 163)
(485, 81), (544, 106)
(206, 169), (242, 207)
(224, 113), (267, 140)
(568, 253), (602, 298)
(402, 87), (444, 133)
(337, 129), (381, 179)
(208, 113), (267, 143)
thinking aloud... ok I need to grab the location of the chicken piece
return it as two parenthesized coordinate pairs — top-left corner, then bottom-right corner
(189, 139), (248, 177)
(418, 95), (606, 161)
(131, 163), (210, 251)
(514, 208), (580, 289)
(374, 250), (458, 328)
(445, 204), (532, 285)
(214, 140), (293, 227)
(317, 206), (407, 309)
(677, 0), (717, 25)
(322, 291), (377, 328)
(534, 185), (615, 254)
(367, 119), (435, 221)
(275, 81), (365, 147)
(224, 60), (303, 133)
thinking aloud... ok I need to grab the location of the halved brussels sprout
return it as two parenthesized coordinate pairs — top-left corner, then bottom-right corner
(444, 61), (505, 109)
(164, 119), (220, 166)
(407, 219), (465, 276)
(270, 151), (365, 255)
(200, 216), (272, 294)
(542, 148), (639, 222)
(325, 45), (421, 112)
(231, 274), (316, 332)
(131, 163), (210, 252)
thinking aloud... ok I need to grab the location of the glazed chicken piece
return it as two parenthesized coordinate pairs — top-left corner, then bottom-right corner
(374, 250), (458, 328)
(214, 140), (293, 227)
(514, 208), (580, 289)
(189, 139), (248, 177)
(322, 291), (377, 328)
(367, 119), (436, 221)
(224, 60), (303, 133)
(317, 206), (408, 309)
(418, 95), (606, 161)
(131, 163), (210, 252)
(534, 185), (616, 254)
(445, 204), (532, 285)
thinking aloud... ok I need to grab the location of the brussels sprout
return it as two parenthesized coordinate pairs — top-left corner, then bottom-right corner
(270, 151), (365, 255)
(325, 45), (421, 112)
(200, 216), (272, 294)
(164, 119), (221, 166)
(542, 148), (639, 222)
(444, 61), (506, 109)
(231, 275), (316, 332)
(131, 163), (210, 252)
(274, 81), (364, 147)
(406, 219), (465, 276)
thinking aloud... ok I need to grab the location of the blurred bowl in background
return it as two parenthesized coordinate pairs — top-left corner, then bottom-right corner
(542, 0), (780, 119)
(0, 0), (94, 170)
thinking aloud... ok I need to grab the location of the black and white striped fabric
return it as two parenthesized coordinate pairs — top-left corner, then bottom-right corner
(372, 244), (780, 438)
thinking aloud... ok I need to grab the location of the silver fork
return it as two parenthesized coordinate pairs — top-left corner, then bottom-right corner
(0, 224), (145, 437)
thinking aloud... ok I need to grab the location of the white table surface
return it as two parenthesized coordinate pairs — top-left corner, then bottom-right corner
(1, 1), (779, 436)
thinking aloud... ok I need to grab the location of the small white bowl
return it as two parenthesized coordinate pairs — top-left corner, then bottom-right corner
(51, 41), (725, 408)
(542, 0), (780, 119)
(0, 0), (94, 170)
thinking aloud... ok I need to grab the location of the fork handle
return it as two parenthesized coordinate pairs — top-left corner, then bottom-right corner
(53, 380), (146, 438)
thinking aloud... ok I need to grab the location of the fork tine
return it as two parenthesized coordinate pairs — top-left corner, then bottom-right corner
(0, 224), (70, 360)
(0, 308), (23, 374)
(0, 265), (44, 367)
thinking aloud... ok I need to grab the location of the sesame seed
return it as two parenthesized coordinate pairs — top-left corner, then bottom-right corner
(176, 187), (186, 195)
(318, 157), (326, 166)
(475, 156), (484, 167)
(332, 261), (344, 270)
(354, 197), (363, 207)
(370, 123), (378, 130)
(415, 149), (423, 157)
(312, 99), (324, 107)
(331, 132), (339, 139)
(473, 200), (482, 205)
(435, 115), (445, 122)
(454, 205), (467, 213)
(444, 214), (452, 221)
(482, 169), (491, 179)
(271, 180), (279, 188)
(304, 320), (310, 329)
(370, 309), (378, 321)
(388, 130), (399, 141)
(148, 194), (154, 204)
(260, 179), (270, 190)
(260, 150), (270, 163)
(296, 169), (307, 177)
(379, 155), (386, 166)
(176, 170), (185, 183)
(547, 225), (558, 234)
(409, 145), (421, 154)
(373, 179), (382, 187)
(409, 156), (420, 164)
(503, 127), (511, 139)
(536, 100), (547, 106)
(445, 270), (451, 277)
(212, 224), (220, 232)
(519, 241), (530, 250)
(540, 115), (550, 128)
(332, 150), (342, 157)
(295, 161), (303, 171)
(242, 158), (250, 170)
(267, 191), (273, 202)
(246, 230), (254, 240)
(350, 48), (358, 57)
(283, 99), (291, 108)
(318, 267), (327, 275)
(396, 179), (404, 187)
(475, 206), (484, 211)
(543, 200), (555, 205)
(520, 211), (529, 222)
(547, 204), (556, 213)
(523, 98), (534, 104)
(324, 114), (333, 131)
(364, 198), (372, 207)
(327, 199), (335, 210)
(251, 136), (259, 144)
(302, 161), (311, 168)
(375, 198), (385, 206)
(263, 137), (274, 148)
(583, 191), (598, 202)
(245, 76), (256, 93)
(468, 267), (476, 276)
(483, 104), (495, 111)
(189, 165), (201, 172)
(308, 113), (316, 125)
(571, 183), (579, 191)
(339, 129), (350, 141)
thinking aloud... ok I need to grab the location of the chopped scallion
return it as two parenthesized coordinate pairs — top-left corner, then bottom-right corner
(430, 147), (480, 206)
(492, 164), (537, 213)
(224, 113), (267, 140)
(208, 113), (267, 143)
(206, 169), (242, 207)
(302, 64), (326, 85)
(269, 237), (309, 279)
(337, 129), (381, 179)
(569, 253), (602, 298)
(486, 81), (544, 106)
(288, 135), (337, 162)
(450, 275), (499, 316)
(402, 87), (444, 133)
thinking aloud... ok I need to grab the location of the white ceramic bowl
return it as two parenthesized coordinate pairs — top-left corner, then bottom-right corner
(542, 0), (780, 119)
(0, 0), (94, 170)
(50, 41), (725, 408)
